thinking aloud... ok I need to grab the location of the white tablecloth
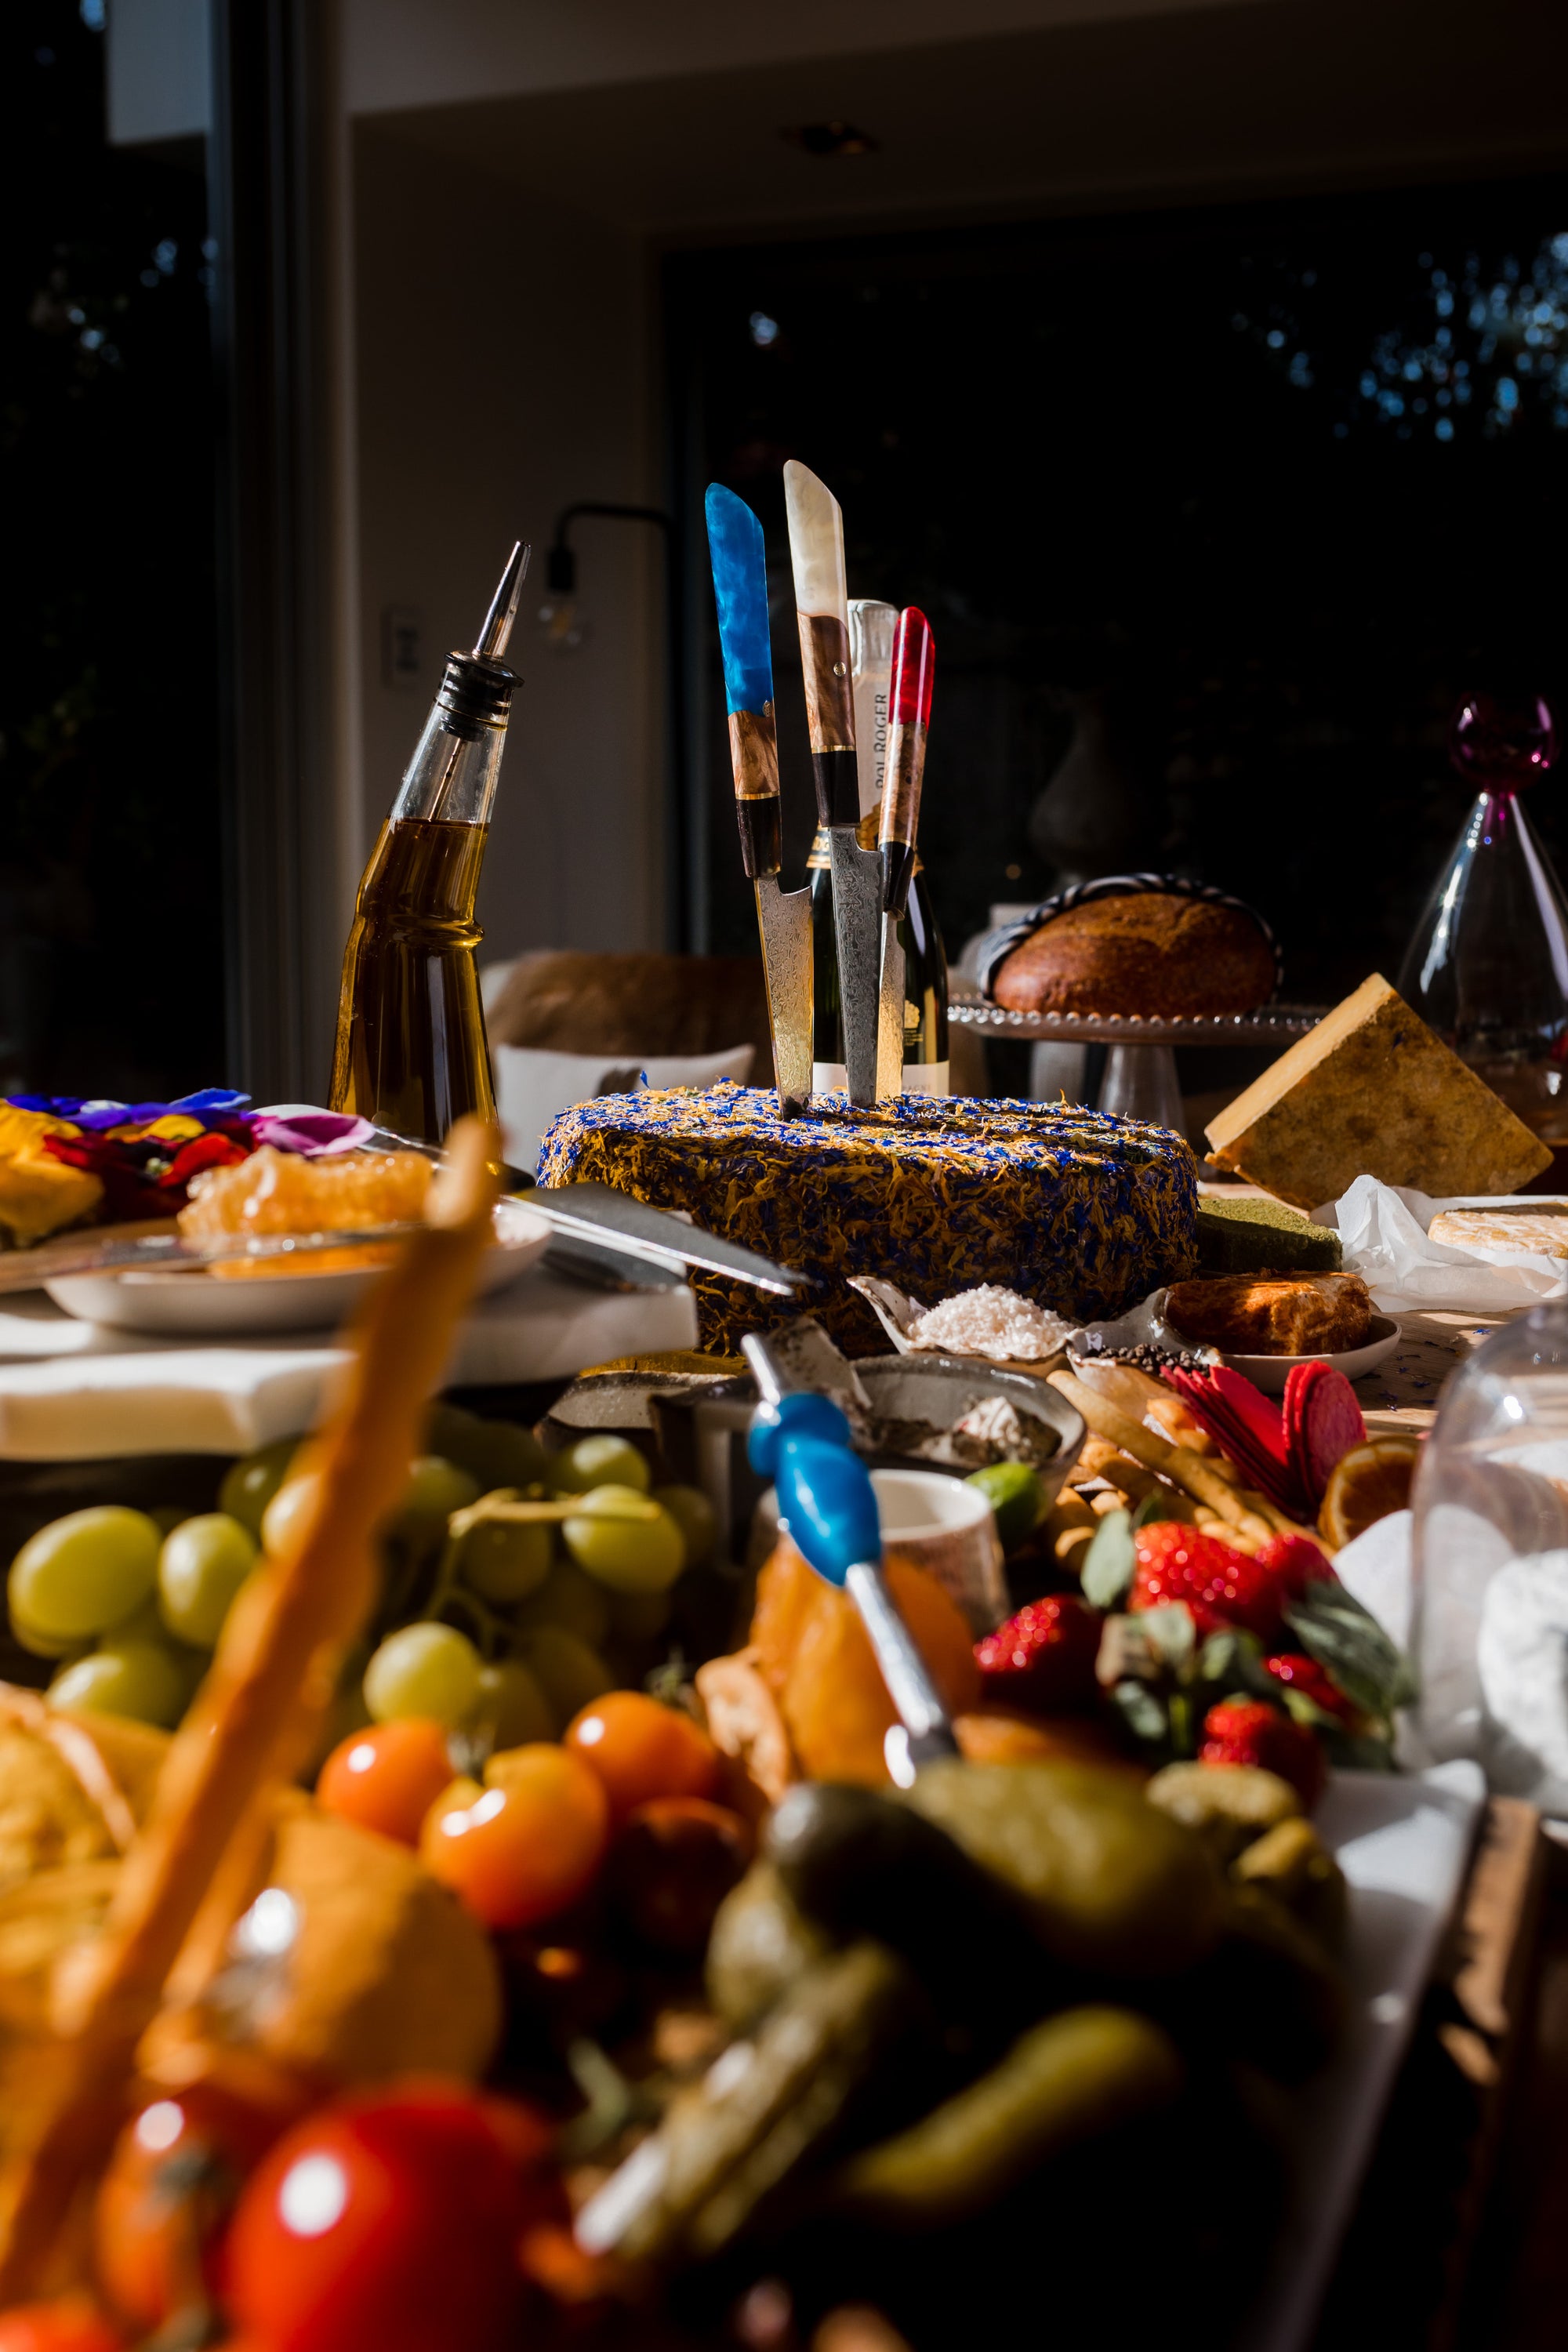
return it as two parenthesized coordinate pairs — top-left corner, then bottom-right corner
(0, 1270), (698, 1461)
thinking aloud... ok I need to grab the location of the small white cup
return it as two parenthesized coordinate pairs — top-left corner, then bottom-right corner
(870, 1466), (1007, 1633)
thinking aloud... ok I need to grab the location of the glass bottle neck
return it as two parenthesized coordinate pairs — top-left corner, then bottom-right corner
(394, 702), (509, 827)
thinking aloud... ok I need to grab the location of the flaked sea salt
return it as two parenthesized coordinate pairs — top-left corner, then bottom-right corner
(907, 1284), (1073, 1363)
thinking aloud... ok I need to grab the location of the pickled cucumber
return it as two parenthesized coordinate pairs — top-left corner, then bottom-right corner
(579, 1941), (920, 2265)
(1232, 1817), (1348, 1951)
(830, 2005), (1183, 2227)
(764, 1781), (1052, 2028)
(1145, 1759), (1302, 1864)
(706, 1861), (833, 2030)
(906, 1759), (1225, 1978)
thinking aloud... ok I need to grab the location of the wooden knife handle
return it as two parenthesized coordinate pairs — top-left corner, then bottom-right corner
(797, 612), (858, 826)
(727, 707), (782, 879)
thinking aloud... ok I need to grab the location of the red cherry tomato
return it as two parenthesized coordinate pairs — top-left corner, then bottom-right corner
(0, 2307), (123, 2352)
(316, 1719), (455, 1846)
(94, 2079), (303, 2332)
(225, 2078), (531, 2352)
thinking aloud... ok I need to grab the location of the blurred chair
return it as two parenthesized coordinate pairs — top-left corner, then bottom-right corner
(482, 950), (767, 1171)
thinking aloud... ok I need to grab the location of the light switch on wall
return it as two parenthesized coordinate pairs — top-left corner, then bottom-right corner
(381, 605), (423, 689)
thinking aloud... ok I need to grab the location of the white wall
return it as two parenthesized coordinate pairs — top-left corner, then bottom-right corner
(353, 123), (662, 962)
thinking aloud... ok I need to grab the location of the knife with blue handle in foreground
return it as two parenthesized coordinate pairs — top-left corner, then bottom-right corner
(744, 1334), (959, 1779)
(705, 484), (812, 1116)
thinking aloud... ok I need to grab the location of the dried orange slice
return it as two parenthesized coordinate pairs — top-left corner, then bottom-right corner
(1318, 1435), (1421, 1550)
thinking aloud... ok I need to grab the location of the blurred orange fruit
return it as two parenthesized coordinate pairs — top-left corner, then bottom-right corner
(1319, 1435), (1421, 1552)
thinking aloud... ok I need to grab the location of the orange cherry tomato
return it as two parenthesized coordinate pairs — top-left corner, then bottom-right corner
(0, 2307), (124, 2352)
(420, 1745), (609, 1929)
(94, 2081), (301, 2332)
(563, 1690), (720, 1824)
(316, 1718), (455, 1846)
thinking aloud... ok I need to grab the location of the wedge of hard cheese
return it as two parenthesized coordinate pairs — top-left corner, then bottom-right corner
(1205, 974), (1554, 1208)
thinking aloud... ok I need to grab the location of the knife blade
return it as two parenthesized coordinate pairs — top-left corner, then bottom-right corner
(357, 1129), (808, 1298)
(0, 1221), (434, 1294)
(703, 484), (811, 1117)
(878, 608), (936, 1101)
(782, 461), (883, 1109)
(851, 601), (907, 1103)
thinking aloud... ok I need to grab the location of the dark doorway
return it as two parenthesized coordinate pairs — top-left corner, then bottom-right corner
(672, 176), (1568, 1009)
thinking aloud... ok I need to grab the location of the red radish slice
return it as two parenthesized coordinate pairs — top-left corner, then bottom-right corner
(1207, 1366), (1290, 1466)
(1162, 1369), (1311, 1519)
(1284, 1363), (1367, 1503)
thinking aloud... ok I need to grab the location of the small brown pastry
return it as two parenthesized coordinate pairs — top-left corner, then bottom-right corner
(1164, 1272), (1374, 1356)
(993, 891), (1276, 1019)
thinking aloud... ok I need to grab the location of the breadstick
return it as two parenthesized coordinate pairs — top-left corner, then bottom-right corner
(1047, 1369), (1274, 1547)
(0, 1118), (503, 2302)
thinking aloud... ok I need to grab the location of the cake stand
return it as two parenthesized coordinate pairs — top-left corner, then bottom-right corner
(946, 989), (1327, 1130)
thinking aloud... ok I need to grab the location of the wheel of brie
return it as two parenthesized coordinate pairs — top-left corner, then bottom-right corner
(1428, 1207), (1568, 1260)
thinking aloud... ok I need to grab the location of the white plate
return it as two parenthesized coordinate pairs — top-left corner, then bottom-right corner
(1210, 1313), (1403, 1396)
(1240, 1761), (1484, 2351)
(42, 1198), (551, 1336)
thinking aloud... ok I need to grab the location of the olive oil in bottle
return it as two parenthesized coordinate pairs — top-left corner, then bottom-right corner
(329, 543), (527, 1142)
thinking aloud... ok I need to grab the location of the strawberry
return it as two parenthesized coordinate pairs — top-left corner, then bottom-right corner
(1254, 1533), (1335, 1602)
(1128, 1523), (1283, 1642)
(975, 1595), (1101, 1711)
(1262, 1651), (1356, 1724)
(1200, 1698), (1325, 1808)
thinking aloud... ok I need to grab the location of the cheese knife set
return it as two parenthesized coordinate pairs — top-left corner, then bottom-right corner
(705, 466), (936, 1115)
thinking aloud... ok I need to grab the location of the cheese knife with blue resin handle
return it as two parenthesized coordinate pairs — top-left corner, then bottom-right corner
(705, 485), (812, 1117)
(782, 460), (884, 1108)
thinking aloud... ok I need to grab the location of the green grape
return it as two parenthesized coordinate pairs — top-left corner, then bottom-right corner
(423, 1403), (490, 1479)
(470, 1657), (554, 1750)
(604, 1587), (673, 1642)
(100, 1596), (165, 1643)
(563, 1486), (684, 1595)
(9, 1611), (89, 1663)
(397, 1456), (481, 1541)
(471, 1421), (551, 1493)
(219, 1439), (301, 1540)
(158, 1513), (259, 1646)
(363, 1621), (483, 1727)
(50, 1639), (187, 1729)
(652, 1484), (717, 1573)
(9, 1507), (162, 1642)
(518, 1625), (614, 1728)
(456, 1515), (553, 1605)
(512, 1559), (611, 1650)
(550, 1436), (651, 1497)
(260, 1471), (318, 1559)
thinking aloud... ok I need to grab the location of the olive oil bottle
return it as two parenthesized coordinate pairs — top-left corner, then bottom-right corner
(329, 543), (527, 1142)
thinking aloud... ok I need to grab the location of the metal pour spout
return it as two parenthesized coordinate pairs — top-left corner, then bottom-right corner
(474, 539), (530, 660)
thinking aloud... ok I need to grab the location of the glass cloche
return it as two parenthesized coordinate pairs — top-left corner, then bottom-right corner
(1410, 1302), (1568, 1808)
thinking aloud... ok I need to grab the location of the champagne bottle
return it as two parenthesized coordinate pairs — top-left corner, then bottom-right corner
(329, 543), (527, 1142)
(809, 599), (947, 1096)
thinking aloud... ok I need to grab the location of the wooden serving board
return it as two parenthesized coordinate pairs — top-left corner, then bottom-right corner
(1312, 1797), (1548, 2350)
